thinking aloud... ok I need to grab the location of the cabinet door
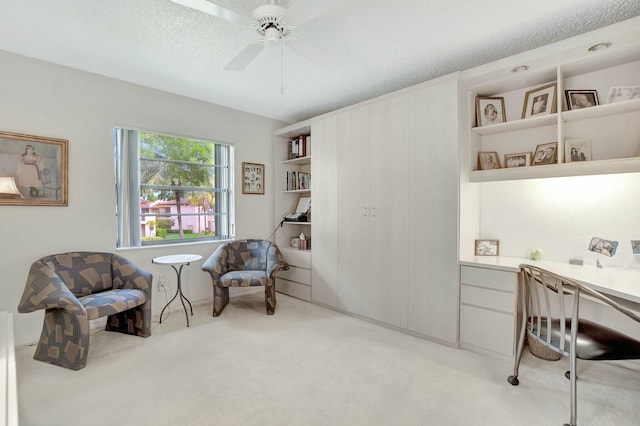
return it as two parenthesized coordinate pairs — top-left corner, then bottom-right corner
(407, 78), (460, 344)
(369, 94), (409, 328)
(336, 105), (372, 317)
(311, 116), (338, 307)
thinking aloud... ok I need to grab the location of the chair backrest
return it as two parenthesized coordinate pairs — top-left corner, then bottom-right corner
(520, 264), (640, 355)
(224, 239), (272, 272)
(38, 252), (114, 297)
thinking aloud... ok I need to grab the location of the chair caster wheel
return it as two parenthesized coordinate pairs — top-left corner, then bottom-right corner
(507, 375), (519, 386)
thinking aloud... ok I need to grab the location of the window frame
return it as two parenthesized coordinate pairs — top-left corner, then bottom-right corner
(114, 127), (235, 248)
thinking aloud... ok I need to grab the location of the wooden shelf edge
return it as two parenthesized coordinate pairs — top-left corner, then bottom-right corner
(283, 156), (311, 165)
(562, 98), (640, 122)
(472, 113), (557, 136)
(469, 157), (640, 182)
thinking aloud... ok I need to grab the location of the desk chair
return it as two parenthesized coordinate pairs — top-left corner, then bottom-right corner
(508, 264), (640, 426)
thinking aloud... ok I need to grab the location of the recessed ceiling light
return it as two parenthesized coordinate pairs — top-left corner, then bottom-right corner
(511, 65), (529, 73)
(588, 42), (612, 52)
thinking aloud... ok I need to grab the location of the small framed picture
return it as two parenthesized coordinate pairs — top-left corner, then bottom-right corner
(478, 151), (501, 170)
(607, 86), (640, 103)
(532, 142), (558, 166)
(588, 237), (618, 257)
(475, 96), (506, 127)
(522, 82), (557, 119)
(242, 162), (264, 195)
(475, 239), (500, 256)
(564, 138), (592, 162)
(290, 237), (300, 249)
(631, 240), (640, 255)
(565, 90), (599, 110)
(504, 152), (532, 168)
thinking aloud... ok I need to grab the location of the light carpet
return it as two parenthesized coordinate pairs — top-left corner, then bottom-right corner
(15, 290), (640, 425)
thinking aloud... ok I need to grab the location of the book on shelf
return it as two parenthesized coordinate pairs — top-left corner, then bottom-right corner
(286, 171), (311, 191)
(288, 135), (311, 159)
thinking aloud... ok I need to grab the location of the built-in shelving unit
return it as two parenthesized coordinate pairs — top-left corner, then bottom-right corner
(274, 120), (313, 301)
(462, 26), (640, 183)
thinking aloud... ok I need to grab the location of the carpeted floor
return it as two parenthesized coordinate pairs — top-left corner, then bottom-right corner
(15, 290), (640, 425)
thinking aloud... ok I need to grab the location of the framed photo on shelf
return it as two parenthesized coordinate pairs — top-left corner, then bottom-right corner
(532, 142), (558, 166)
(475, 239), (500, 256)
(475, 96), (506, 127)
(565, 90), (599, 110)
(290, 237), (300, 249)
(564, 138), (591, 162)
(504, 152), (532, 168)
(0, 130), (68, 206)
(631, 240), (640, 255)
(588, 236), (618, 257)
(606, 86), (640, 103)
(477, 151), (501, 170)
(242, 162), (264, 195)
(522, 82), (557, 119)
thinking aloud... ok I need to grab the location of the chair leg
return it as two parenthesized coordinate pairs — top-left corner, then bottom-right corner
(265, 284), (276, 315)
(212, 286), (229, 317)
(105, 302), (151, 337)
(34, 309), (90, 370)
(508, 280), (528, 386)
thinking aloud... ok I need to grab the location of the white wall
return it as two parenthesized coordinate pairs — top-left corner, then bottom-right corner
(478, 173), (640, 269)
(0, 51), (285, 346)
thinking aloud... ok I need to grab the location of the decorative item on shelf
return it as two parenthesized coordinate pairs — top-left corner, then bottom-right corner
(564, 138), (591, 162)
(477, 151), (501, 170)
(288, 135), (311, 159)
(298, 232), (310, 250)
(475, 239), (499, 256)
(242, 162), (265, 194)
(532, 142), (558, 166)
(522, 82), (557, 119)
(475, 96), (506, 127)
(0, 130), (68, 206)
(588, 236), (618, 257)
(290, 237), (300, 249)
(631, 240), (640, 255)
(529, 248), (543, 261)
(606, 86), (640, 103)
(504, 152), (532, 168)
(565, 90), (599, 110)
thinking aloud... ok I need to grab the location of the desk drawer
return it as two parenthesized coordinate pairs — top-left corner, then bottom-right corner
(460, 304), (515, 357)
(461, 265), (517, 293)
(461, 285), (516, 313)
(277, 266), (311, 285)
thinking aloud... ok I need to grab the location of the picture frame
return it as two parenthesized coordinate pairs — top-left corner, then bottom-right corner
(631, 240), (640, 255)
(565, 90), (599, 110)
(475, 96), (506, 127)
(290, 237), (300, 249)
(532, 142), (558, 166)
(475, 239), (500, 256)
(564, 138), (592, 163)
(242, 162), (264, 195)
(606, 86), (640, 103)
(477, 151), (501, 170)
(504, 152), (532, 168)
(0, 131), (68, 206)
(522, 82), (557, 119)
(588, 237), (618, 257)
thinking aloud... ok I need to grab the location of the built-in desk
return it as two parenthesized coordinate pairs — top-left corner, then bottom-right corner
(459, 256), (640, 358)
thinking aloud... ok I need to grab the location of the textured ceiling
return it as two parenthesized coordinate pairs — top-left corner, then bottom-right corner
(1, 0), (640, 124)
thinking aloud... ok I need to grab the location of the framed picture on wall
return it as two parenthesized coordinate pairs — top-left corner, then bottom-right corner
(0, 131), (68, 206)
(475, 239), (500, 256)
(522, 82), (557, 119)
(565, 90), (599, 110)
(242, 162), (264, 195)
(475, 96), (506, 127)
(588, 237), (618, 257)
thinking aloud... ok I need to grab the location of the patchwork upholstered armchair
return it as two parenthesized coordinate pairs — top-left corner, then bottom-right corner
(18, 252), (152, 370)
(202, 239), (288, 317)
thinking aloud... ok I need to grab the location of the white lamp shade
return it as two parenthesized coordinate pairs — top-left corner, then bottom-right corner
(0, 176), (21, 195)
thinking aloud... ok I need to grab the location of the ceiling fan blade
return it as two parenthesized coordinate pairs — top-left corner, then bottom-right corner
(171, 0), (252, 25)
(284, 0), (341, 27)
(224, 43), (265, 71)
(287, 39), (344, 71)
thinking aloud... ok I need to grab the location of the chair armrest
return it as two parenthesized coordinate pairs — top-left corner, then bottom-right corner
(266, 243), (289, 278)
(202, 244), (229, 280)
(18, 260), (84, 314)
(112, 254), (152, 295)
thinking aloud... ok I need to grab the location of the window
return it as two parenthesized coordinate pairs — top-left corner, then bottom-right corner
(114, 128), (234, 247)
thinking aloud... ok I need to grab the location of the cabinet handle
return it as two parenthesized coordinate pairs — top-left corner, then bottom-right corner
(371, 207), (377, 217)
(362, 207), (368, 216)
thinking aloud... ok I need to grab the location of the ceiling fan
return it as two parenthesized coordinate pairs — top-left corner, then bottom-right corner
(171, 0), (341, 71)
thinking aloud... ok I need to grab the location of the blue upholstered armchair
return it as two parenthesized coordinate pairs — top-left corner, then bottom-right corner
(18, 252), (152, 370)
(202, 239), (288, 317)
